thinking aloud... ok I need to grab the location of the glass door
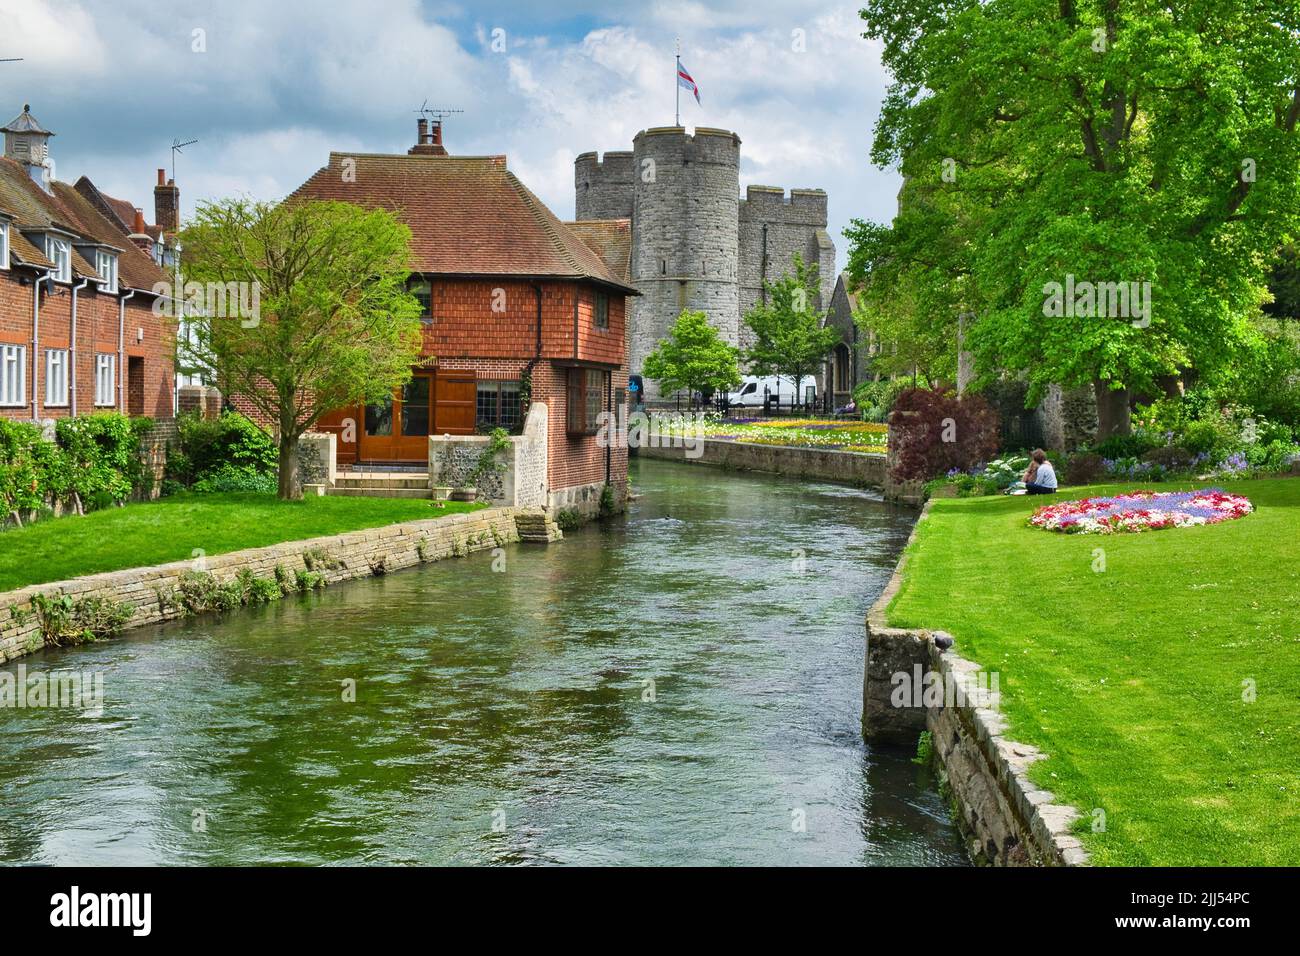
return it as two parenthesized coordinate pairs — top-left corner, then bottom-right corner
(358, 371), (434, 462)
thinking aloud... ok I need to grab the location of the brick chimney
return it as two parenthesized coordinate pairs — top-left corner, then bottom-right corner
(128, 207), (153, 255)
(408, 117), (448, 157)
(154, 168), (179, 233)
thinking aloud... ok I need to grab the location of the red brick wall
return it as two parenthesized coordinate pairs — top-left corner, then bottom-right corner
(425, 277), (626, 366)
(223, 275), (630, 496)
(0, 270), (175, 421)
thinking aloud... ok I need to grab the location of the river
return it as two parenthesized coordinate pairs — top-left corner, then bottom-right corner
(0, 458), (965, 865)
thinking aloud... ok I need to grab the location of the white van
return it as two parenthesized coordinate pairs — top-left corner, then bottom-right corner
(725, 375), (815, 409)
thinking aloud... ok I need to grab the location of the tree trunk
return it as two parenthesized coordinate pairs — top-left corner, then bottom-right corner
(278, 432), (302, 501)
(1093, 379), (1132, 440)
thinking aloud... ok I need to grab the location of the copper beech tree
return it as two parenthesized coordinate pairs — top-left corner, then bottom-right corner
(179, 199), (424, 499)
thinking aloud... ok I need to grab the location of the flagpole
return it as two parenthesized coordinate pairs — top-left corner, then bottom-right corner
(675, 37), (681, 127)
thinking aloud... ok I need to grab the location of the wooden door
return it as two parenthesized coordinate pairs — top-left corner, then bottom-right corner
(434, 370), (476, 435)
(358, 371), (435, 462)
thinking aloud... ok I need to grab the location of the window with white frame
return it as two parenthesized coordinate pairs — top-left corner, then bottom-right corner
(95, 250), (118, 293)
(0, 345), (25, 406)
(45, 348), (69, 406)
(45, 236), (71, 283)
(95, 353), (115, 406)
(0, 220), (9, 270)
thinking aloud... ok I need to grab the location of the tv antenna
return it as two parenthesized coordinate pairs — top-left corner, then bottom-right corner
(414, 100), (463, 126)
(0, 58), (24, 63)
(170, 137), (198, 181)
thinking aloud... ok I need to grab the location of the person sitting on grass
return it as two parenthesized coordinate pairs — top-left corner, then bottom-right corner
(1024, 449), (1057, 495)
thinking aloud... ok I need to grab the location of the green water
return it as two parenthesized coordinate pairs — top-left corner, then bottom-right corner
(0, 459), (964, 866)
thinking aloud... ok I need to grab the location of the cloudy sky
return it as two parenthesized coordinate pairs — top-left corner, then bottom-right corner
(0, 0), (900, 272)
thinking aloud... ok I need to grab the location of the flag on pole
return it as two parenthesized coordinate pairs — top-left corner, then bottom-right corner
(677, 61), (701, 105)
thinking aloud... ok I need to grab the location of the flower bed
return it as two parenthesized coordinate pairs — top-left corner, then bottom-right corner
(1029, 488), (1253, 534)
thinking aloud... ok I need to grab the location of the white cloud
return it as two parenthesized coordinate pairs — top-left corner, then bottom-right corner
(0, 0), (902, 270)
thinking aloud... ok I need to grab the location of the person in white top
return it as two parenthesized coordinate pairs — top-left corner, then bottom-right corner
(1024, 449), (1058, 495)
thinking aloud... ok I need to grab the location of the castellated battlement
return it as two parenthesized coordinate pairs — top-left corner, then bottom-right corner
(572, 126), (832, 403)
(739, 186), (829, 224)
(575, 150), (637, 221)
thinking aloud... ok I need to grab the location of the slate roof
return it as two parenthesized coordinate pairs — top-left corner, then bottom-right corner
(291, 153), (637, 293)
(0, 156), (165, 291)
(565, 219), (633, 285)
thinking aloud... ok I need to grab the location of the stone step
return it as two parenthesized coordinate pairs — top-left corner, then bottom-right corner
(334, 475), (429, 490)
(326, 487), (431, 499)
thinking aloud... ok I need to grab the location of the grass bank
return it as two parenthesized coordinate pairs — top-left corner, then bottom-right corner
(0, 493), (485, 591)
(887, 478), (1299, 866)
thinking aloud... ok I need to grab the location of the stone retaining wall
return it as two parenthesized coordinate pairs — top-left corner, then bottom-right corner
(863, 501), (1088, 866)
(0, 507), (528, 666)
(637, 438), (889, 489)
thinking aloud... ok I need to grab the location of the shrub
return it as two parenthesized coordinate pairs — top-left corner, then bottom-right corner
(167, 411), (277, 490)
(1064, 452), (1106, 485)
(887, 387), (1000, 482)
(1092, 432), (1158, 460)
(981, 456), (1030, 490)
(55, 413), (151, 510)
(192, 463), (277, 494)
(555, 508), (582, 531)
(853, 378), (910, 423)
(1180, 417), (1239, 463)
(1140, 446), (1194, 471)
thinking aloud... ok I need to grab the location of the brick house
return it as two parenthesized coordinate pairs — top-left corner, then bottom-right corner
(284, 119), (637, 508)
(0, 104), (174, 422)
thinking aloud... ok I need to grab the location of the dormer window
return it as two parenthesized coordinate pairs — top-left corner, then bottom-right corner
(45, 235), (70, 283)
(96, 250), (118, 293)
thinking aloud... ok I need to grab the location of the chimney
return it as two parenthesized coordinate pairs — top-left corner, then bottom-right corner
(154, 168), (179, 234)
(128, 207), (153, 254)
(408, 116), (449, 156)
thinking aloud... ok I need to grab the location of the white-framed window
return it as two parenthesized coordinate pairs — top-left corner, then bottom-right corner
(95, 353), (115, 406)
(45, 348), (69, 406)
(95, 250), (118, 293)
(0, 220), (9, 270)
(45, 236), (71, 283)
(0, 344), (25, 406)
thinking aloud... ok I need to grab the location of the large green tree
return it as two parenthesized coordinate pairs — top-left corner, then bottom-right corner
(744, 255), (840, 407)
(180, 199), (424, 499)
(851, 0), (1300, 437)
(642, 309), (742, 402)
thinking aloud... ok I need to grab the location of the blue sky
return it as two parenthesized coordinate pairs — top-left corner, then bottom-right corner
(0, 0), (902, 273)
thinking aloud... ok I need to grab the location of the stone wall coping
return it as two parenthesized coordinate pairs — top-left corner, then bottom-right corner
(0, 507), (530, 609)
(867, 497), (1090, 866)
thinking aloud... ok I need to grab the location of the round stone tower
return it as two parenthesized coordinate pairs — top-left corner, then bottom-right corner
(630, 127), (741, 402)
(574, 150), (636, 221)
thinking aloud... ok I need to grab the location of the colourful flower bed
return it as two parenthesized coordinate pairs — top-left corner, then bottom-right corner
(651, 415), (887, 453)
(1029, 488), (1254, 534)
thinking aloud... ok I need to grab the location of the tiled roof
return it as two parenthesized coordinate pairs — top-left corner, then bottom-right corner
(0, 157), (165, 291)
(565, 219), (633, 285)
(291, 153), (637, 293)
(73, 176), (165, 241)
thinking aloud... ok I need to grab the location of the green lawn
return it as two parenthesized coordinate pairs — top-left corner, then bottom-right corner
(0, 493), (485, 592)
(888, 477), (1300, 866)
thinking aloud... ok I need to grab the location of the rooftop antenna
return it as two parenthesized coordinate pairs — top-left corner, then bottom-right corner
(0, 58), (23, 63)
(170, 137), (198, 181)
(414, 100), (463, 132)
